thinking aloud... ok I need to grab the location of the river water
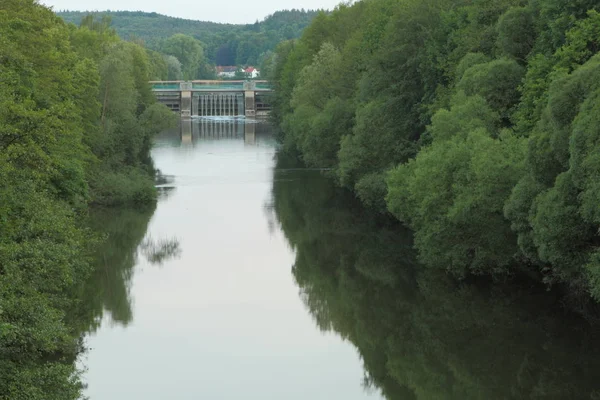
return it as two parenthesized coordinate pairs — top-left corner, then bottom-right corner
(80, 118), (600, 399)
(80, 118), (382, 400)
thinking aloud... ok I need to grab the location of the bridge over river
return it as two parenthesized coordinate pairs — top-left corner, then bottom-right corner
(150, 80), (273, 118)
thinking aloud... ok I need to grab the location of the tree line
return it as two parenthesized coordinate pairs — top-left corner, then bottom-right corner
(267, 0), (600, 303)
(0, 1), (176, 398)
(58, 9), (320, 69)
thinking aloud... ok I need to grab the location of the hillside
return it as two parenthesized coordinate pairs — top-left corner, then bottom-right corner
(57, 10), (320, 65)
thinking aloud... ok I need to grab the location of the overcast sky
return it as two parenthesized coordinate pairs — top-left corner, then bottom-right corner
(40, 0), (344, 24)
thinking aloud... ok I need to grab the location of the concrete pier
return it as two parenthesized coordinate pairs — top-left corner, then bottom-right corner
(244, 91), (256, 117)
(243, 81), (256, 117)
(179, 82), (192, 118)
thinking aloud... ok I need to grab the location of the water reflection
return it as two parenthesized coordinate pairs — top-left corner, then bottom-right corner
(73, 207), (156, 332)
(75, 206), (182, 334)
(140, 236), (181, 266)
(172, 117), (271, 147)
(271, 154), (600, 400)
(81, 119), (376, 400)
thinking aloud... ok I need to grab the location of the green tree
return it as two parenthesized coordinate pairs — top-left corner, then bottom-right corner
(454, 53), (490, 82)
(506, 53), (600, 297)
(160, 34), (207, 79)
(386, 93), (525, 275)
(282, 42), (353, 167)
(456, 58), (525, 121)
(337, 0), (452, 206)
(147, 49), (168, 80)
(496, 7), (536, 61)
(165, 55), (183, 80)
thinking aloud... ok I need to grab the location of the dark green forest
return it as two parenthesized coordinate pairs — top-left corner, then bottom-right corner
(0, 1), (175, 398)
(272, 161), (600, 399)
(269, 0), (600, 304)
(57, 10), (320, 67)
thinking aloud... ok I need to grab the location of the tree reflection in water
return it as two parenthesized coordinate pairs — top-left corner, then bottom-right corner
(140, 236), (181, 266)
(69, 205), (181, 335)
(271, 153), (600, 400)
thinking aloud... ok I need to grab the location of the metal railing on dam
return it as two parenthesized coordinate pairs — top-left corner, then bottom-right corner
(150, 80), (273, 91)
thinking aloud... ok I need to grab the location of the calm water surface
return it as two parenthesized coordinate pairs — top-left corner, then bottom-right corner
(80, 118), (383, 400)
(81, 118), (600, 399)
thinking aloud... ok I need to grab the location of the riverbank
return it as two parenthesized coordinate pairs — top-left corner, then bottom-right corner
(268, 0), (600, 305)
(0, 2), (175, 398)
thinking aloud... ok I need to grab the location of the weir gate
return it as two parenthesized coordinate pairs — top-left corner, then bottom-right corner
(150, 80), (273, 118)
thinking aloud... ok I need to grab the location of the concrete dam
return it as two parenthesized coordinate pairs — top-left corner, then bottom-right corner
(151, 80), (273, 118)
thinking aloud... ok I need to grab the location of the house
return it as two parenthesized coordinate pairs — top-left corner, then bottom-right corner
(216, 66), (261, 79)
(216, 66), (240, 78)
(244, 67), (260, 79)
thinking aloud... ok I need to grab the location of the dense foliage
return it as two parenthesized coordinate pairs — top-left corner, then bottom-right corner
(269, 0), (600, 302)
(271, 162), (600, 399)
(0, 1), (175, 398)
(57, 10), (320, 67)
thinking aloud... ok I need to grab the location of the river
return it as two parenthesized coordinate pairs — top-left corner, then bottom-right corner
(79, 118), (600, 399)
(79, 118), (381, 400)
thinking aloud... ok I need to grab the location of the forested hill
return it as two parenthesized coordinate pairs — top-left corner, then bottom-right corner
(57, 10), (320, 65)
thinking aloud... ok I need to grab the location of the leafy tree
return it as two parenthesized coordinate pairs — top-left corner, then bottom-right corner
(454, 52), (491, 82)
(505, 53), (600, 298)
(282, 42), (352, 167)
(159, 34), (208, 80)
(147, 49), (168, 80)
(531, 0), (600, 55)
(387, 93), (525, 275)
(337, 0), (452, 204)
(496, 7), (536, 61)
(456, 58), (525, 121)
(165, 55), (183, 80)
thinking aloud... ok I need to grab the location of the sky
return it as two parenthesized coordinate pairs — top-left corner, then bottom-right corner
(40, 0), (344, 24)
